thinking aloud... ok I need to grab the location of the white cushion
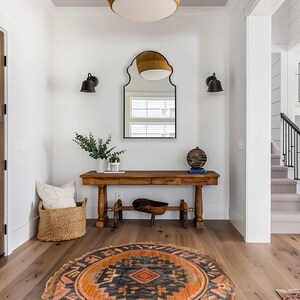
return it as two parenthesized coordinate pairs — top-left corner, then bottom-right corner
(36, 181), (76, 210)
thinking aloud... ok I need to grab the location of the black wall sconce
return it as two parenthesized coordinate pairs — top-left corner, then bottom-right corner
(206, 73), (223, 92)
(80, 73), (99, 93)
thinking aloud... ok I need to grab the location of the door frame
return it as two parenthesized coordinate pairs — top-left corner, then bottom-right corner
(0, 19), (9, 256)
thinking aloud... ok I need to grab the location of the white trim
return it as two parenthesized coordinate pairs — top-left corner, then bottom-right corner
(246, 15), (272, 243)
(8, 217), (39, 255)
(175, 6), (228, 16)
(48, 7), (115, 17)
(0, 17), (10, 256)
(272, 44), (287, 53)
(288, 33), (300, 51)
(39, 0), (230, 16)
(250, 0), (284, 16)
(229, 205), (245, 238)
(0, 15), (15, 36)
(226, 0), (239, 16)
(38, 0), (57, 15)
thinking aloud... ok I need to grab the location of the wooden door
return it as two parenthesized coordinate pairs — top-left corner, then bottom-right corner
(0, 31), (5, 256)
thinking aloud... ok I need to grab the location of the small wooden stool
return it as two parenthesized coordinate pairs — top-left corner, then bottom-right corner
(113, 199), (188, 229)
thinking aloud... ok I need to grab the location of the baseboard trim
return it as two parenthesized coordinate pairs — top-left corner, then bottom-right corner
(229, 205), (246, 239)
(7, 216), (39, 255)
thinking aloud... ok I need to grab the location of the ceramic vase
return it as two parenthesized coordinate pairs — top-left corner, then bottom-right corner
(98, 159), (106, 173)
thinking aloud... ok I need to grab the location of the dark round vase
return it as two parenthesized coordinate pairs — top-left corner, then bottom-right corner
(187, 147), (207, 170)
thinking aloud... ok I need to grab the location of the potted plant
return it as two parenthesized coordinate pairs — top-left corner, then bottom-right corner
(73, 132), (126, 173)
(108, 152), (123, 172)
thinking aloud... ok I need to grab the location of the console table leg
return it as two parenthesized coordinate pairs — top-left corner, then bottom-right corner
(96, 185), (109, 228)
(195, 185), (204, 228)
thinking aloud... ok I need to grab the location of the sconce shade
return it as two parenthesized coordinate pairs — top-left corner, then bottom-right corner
(136, 52), (172, 80)
(80, 73), (99, 93)
(206, 73), (223, 93)
(107, 0), (181, 22)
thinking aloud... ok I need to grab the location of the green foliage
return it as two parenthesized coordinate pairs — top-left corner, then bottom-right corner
(73, 132), (125, 160)
(108, 151), (126, 163)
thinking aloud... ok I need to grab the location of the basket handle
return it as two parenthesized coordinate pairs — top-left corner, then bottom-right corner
(38, 201), (44, 212)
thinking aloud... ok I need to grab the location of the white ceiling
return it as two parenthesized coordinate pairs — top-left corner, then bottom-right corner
(51, 0), (229, 7)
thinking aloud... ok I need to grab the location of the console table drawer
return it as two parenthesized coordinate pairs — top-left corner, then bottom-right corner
(152, 178), (182, 185)
(121, 178), (151, 185)
(84, 178), (121, 185)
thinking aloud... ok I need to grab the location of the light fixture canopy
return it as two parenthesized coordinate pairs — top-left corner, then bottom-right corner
(136, 51), (172, 80)
(80, 73), (99, 93)
(206, 73), (223, 93)
(107, 0), (181, 22)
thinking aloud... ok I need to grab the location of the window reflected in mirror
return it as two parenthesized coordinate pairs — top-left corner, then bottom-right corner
(124, 51), (176, 139)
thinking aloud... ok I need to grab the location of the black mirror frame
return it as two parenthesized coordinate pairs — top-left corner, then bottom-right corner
(123, 50), (177, 139)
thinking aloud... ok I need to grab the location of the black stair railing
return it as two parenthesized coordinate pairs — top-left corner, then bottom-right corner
(281, 113), (300, 180)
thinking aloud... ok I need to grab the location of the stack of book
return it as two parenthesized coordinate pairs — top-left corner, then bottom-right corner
(188, 169), (207, 174)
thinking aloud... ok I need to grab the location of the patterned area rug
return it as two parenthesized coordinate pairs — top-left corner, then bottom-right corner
(277, 289), (300, 299)
(42, 243), (236, 300)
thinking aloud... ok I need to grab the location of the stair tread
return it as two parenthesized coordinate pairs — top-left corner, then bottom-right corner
(271, 165), (288, 170)
(271, 179), (297, 185)
(272, 193), (300, 201)
(271, 154), (280, 159)
(272, 211), (300, 222)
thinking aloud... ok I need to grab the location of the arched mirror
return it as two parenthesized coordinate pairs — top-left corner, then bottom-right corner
(123, 51), (176, 139)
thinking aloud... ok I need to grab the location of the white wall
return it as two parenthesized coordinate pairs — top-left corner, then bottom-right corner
(51, 15), (230, 221)
(0, 0), (53, 254)
(229, 0), (248, 238)
(272, 53), (281, 147)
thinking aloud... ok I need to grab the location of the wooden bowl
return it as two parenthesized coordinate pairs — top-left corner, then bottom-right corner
(132, 198), (168, 215)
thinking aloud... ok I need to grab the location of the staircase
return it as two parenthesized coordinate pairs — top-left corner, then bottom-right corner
(271, 154), (300, 233)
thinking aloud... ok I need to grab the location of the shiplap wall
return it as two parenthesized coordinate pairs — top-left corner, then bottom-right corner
(287, 0), (300, 49)
(272, 53), (281, 147)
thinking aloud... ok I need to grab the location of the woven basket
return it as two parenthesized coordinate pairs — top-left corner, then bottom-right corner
(37, 198), (87, 242)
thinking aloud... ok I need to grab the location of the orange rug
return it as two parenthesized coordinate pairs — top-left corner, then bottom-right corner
(42, 243), (236, 299)
(277, 289), (300, 299)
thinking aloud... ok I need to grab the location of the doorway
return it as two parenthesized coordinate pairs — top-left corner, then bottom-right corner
(0, 30), (5, 256)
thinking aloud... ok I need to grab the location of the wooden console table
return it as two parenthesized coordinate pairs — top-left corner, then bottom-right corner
(80, 170), (220, 229)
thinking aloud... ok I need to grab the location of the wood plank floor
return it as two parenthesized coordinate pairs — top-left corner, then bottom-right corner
(0, 220), (299, 299)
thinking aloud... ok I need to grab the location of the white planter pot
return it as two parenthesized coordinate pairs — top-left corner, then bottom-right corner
(111, 162), (120, 172)
(97, 159), (106, 173)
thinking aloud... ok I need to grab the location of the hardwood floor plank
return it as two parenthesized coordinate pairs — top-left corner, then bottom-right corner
(0, 220), (299, 300)
(0, 240), (53, 291)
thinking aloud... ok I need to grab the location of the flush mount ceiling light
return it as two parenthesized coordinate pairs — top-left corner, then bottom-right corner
(136, 51), (172, 80)
(107, 0), (181, 22)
